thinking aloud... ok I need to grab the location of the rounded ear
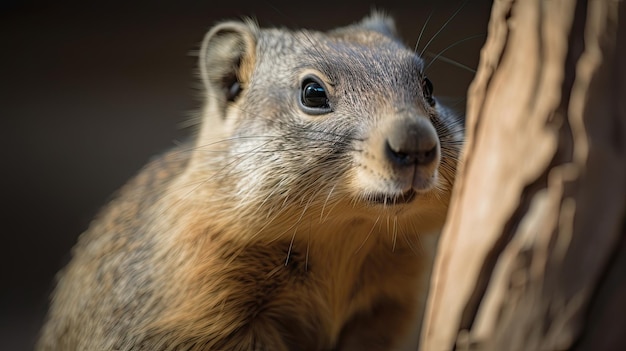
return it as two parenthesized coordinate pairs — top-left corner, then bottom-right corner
(358, 11), (399, 39)
(199, 20), (258, 107)
(330, 11), (401, 43)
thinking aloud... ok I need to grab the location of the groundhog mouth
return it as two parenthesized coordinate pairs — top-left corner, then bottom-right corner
(367, 189), (417, 206)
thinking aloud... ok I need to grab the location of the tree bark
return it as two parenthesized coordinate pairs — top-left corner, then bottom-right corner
(420, 0), (625, 350)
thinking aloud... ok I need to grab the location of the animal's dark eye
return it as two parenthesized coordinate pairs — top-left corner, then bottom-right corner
(422, 77), (435, 106)
(300, 77), (331, 114)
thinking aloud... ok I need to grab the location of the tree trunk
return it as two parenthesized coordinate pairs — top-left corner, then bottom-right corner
(420, 0), (625, 350)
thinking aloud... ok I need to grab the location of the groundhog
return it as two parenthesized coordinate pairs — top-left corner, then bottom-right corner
(37, 12), (464, 351)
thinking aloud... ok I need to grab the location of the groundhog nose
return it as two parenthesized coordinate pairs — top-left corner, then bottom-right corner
(385, 117), (439, 167)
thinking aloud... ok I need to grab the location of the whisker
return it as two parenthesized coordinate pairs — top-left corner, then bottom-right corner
(424, 33), (486, 73)
(285, 226), (297, 266)
(408, 221), (425, 254)
(420, 0), (470, 58)
(414, 9), (434, 53)
(400, 228), (420, 257)
(392, 216), (398, 252)
(320, 183), (338, 223)
(424, 51), (477, 74)
(354, 216), (381, 255)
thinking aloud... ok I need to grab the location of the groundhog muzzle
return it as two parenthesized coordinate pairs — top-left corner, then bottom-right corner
(38, 12), (464, 351)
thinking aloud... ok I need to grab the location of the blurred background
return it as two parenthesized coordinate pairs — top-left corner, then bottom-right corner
(1, 0), (491, 349)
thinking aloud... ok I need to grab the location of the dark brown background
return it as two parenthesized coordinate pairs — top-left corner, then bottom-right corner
(0, 1), (491, 349)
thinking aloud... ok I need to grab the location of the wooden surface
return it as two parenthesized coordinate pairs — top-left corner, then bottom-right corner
(420, 0), (625, 350)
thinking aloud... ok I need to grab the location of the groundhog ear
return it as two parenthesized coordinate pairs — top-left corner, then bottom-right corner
(199, 20), (257, 103)
(358, 11), (399, 39)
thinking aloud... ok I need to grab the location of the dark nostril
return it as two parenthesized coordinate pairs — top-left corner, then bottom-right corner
(415, 145), (437, 165)
(386, 141), (437, 167)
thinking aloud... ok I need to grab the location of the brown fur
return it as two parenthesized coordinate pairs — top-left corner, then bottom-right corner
(38, 13), (464, 351)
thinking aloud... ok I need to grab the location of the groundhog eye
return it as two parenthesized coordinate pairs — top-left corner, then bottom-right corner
(302, 81), (329, 108)
(422, 77), (435, 106)
(300, 78), (331, 114)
